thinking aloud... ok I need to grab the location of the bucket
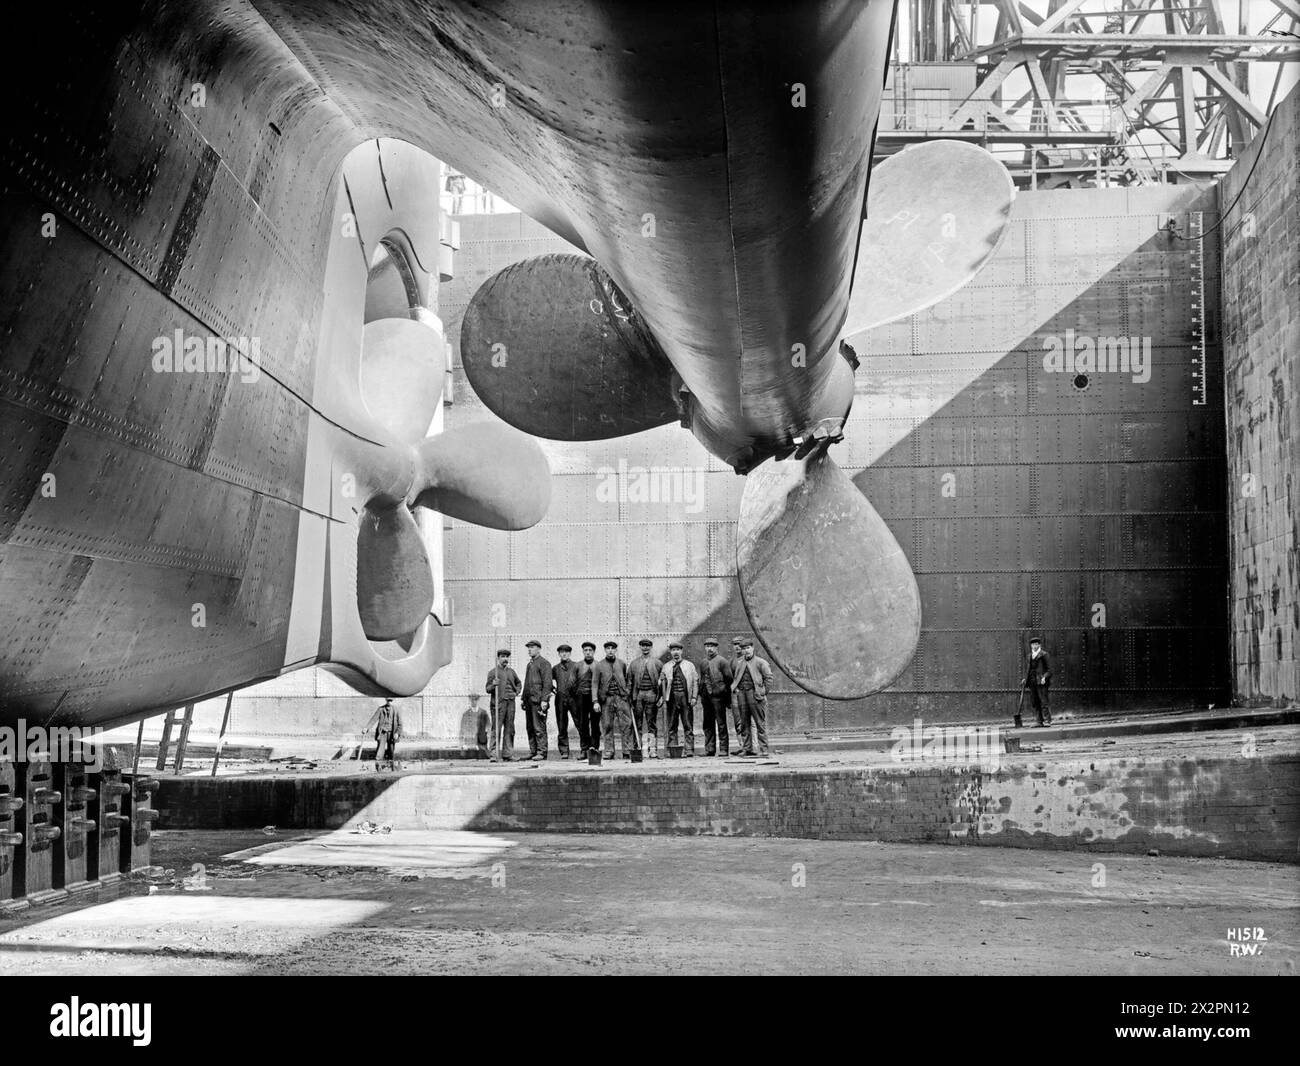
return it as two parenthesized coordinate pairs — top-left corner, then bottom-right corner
(630, 748), (643, 763)
(667, 745), (684, 759)
(587, 749), (602, 766)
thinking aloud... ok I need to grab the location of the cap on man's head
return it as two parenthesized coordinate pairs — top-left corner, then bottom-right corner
(581, 641), (596, 650)
(638, 638), (653, 647)
(557, 643), (572, 653)
(496, 648), (511, 657)
(741, 638), (755, 648)
(668, 641), (683, 650)
(731, 637), (743, 645)
(603, 640), (618, 649)
(1029, 636), (1042, 645)
(703, 638), (718, 647)
(525, 639), (541, 648)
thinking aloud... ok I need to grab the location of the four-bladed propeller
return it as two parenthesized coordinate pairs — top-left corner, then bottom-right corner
(456, 141), (1013, 700)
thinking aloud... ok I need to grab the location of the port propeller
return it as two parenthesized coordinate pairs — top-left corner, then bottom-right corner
(460, 253), (679, 440)
(844, 139), (1016, 335)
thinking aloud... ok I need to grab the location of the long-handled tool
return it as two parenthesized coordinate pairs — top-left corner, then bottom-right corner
(1013, 686), (1025, 730)
(628, 696), (643, 762)
(348, 725), (367, 760)
(490, 669), (499, 761)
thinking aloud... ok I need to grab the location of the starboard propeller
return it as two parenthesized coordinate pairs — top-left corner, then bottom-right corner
(349, 285), (554, 641)
(351, 421), (550, 642)
(410, 421), (552, 530)
(356, 501), (437, 642)
(360, 317), (445, 443)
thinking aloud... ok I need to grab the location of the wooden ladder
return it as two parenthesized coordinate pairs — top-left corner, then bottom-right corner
(156, 704), (194, 773)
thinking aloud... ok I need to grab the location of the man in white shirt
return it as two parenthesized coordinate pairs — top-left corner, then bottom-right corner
(659, 641), (699, 756)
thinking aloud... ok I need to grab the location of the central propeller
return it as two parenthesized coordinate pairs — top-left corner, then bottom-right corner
(736, 448), (920, 698)
(458, 140), (1013, 700)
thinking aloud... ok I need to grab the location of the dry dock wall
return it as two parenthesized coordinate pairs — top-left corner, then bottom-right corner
(157, 752), (1299, 863)
(1222, 85), (1300, 706)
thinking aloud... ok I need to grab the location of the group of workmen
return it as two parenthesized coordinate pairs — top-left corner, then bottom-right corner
(484, 636), (774, 761)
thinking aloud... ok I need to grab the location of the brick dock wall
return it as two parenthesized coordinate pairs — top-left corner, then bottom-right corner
(1222, 84), (1300, 705)
(159, 754), (1299, 863)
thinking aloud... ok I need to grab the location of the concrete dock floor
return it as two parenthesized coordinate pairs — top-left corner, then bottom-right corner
(166, 720), (1300, 779)
(102, 705), (1300, 770)
(0, 828), (1295, 975)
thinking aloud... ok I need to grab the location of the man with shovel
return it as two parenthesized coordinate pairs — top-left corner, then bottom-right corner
(485, 648), (522, 761)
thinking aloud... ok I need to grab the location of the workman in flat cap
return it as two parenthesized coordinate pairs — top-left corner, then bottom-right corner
(628, 637), (663, 758)
(731, 638), (773, 757)
(485, 648), (521, 761)
(700, 637), (733, 756)
(659, 641), (699, 756)
(1022, 636), (1053, 727)
(552, 643), (584, 759)
(592, 640), (633, 758)
(522, 639), (553, 761)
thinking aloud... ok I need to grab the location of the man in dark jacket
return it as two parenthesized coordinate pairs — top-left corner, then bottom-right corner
(1023, 637), (1053, 727)
(575, 641), (597, 759)
(373, 698), (402, 771)
(628, 638), (663, 758)
(485, 648), (521, 761)
(522, 639), (554, 760)
(731, 639), (773, 757)
(592, 640), (633, 758)
(730, 637), (747, 747)
(700, 637), (733, 756)
(552, 644), (584, 759)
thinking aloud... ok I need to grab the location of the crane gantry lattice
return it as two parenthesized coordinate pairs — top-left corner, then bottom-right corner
(881, 0), (1299, 186)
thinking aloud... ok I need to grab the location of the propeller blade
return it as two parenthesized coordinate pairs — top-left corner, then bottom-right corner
(737, 450), (921, 699)
(411, 422), (551, 530)
(360, 317), (445, 443)
(460, 253), (679, 440)
(843, 140), (1015, 336)
(364, 244), (416, 323)
(356, 502), (435, 641)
